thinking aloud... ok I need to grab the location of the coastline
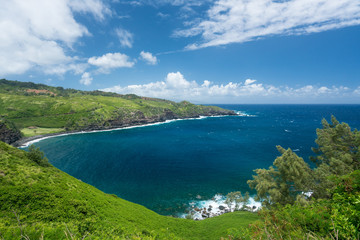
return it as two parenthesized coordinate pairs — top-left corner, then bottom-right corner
(14, 114), (236, 148)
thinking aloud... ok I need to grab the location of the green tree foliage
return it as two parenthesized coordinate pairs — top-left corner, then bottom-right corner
(249, 116), (360, 206)
(330, 170), (360, 239)
(247, 146), (313, 207)
(234, 170), (360, 239)
(225, 191), (250, 211)
(26, 145), (50, 167)
(311, 116), (359, 170)
(311, 116), (360, 198)
(243, 117), (360, 239)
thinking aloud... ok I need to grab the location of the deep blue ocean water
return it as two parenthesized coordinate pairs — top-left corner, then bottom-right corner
(26, 104), (360, 216)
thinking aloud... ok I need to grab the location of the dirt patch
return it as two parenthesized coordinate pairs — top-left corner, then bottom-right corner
(26, 89), (56, 96)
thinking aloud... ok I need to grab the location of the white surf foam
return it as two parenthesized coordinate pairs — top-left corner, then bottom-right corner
(234, 111), (257, 117)
(19, 115), (230, 148)
(183, 194), (261, 220)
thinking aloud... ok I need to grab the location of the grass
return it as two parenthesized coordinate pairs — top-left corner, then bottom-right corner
(0, 141), (259, 239)
(21, 127), (65, 137)
(0, 92), (232, 131)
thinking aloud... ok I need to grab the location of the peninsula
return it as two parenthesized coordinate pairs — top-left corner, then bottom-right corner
(0, 79), (236, 146)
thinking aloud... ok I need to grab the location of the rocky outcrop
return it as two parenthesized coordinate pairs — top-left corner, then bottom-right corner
(104, 108), (235, 129)
(0, 121), (22, 144)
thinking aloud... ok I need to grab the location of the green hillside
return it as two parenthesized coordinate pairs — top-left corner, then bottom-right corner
(0, 141), (258, 239)
(0, 79), (235, 142)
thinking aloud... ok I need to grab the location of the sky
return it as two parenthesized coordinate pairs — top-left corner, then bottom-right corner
(1, 0), (360, 104)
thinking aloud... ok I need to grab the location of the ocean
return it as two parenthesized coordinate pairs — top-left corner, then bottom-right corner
(24, 104), (360, 217)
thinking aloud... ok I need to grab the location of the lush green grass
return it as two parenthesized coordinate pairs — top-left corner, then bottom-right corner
(0, 141), (258, 239)
(21, 127), (65, 137)
(0, 89), (232, 131)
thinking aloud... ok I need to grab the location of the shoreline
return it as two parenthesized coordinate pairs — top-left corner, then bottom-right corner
(14, 114), (235, 148)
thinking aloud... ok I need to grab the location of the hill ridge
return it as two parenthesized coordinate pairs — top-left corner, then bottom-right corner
(0, 79), (236, 145)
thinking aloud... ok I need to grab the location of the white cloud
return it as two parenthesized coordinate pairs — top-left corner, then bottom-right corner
(88, 52), (135, 72)
(157, 12), (170, 18)
(43, 63), (88, 75)
(139, 51), (158, 65)
(115, 28), (134, 48)
(354, 87), (360, 95)
(0, 0), (110, 75)
(101, 72), (357, 103)
(128, 0), (210, 7)
(166, 71), (193, 88)
(69, 0), (111, 21)
(244, 79), (256, 85)
(80, 72), (93, 85)
(175, 0), (360, 49)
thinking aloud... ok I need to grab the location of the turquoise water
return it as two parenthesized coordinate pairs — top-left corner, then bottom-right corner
(27, 104), (360, 216)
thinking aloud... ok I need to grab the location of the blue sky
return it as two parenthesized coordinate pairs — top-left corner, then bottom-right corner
(1, 0), (360, 104)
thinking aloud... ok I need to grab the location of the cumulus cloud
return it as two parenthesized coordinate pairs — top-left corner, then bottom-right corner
(0, 0), (110, 75)
(174, 0), (360, 49)
(101, 72), (356, 103)
(115, 28), (134, 48)
(80, 72), (93, 86)
(139, 51), (158, 65)
(354, 87), (360, 95)
(166, 71), (193, 88)
(88, 52), (134, 72)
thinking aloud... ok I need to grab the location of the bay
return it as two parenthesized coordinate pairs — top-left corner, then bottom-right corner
(28, 104), (360, 216)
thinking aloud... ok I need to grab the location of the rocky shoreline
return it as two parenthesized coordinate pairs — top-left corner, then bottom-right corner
(185, 194), (261, 220)
(13, 111), (237, 148)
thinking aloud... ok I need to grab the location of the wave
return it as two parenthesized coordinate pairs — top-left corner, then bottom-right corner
(19, 115), (229, 148)
(234, 111), (257, 117)
(181, 194), (262, 220)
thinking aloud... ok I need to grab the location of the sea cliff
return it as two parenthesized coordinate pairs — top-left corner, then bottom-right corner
(0, 79), (236, 146)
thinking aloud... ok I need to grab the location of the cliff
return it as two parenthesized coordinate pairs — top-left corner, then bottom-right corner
(0, 79), (236, 145)
(0, 120), (22, 144)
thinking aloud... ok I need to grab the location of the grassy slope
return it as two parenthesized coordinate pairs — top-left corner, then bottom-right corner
(0, 79), (233, 132)
(0, 92), (231, 133)
(0, 141), (258, 239)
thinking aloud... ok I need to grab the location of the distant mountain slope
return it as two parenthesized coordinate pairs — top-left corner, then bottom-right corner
(0, 79), (235, 144)
(0, 141), (258, 239)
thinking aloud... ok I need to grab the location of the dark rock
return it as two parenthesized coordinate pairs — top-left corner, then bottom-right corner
(0, 121), (22, 144)
(219, 205), (225, 211)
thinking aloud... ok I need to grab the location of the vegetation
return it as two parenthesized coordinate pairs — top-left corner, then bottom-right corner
(0, 79), (234, 140)
(2, 78), (359, 238)
(225, 191), (251, 212)
(0, 119), (22, 144)
(21, 127), (65, 138)
(0, 141), (258, 239)
(241, 116), (360, 239)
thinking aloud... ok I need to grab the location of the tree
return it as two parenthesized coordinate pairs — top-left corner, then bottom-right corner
(248, 146), (313, 207)
(310, 116), (360, 198)
(225, 191), (247, 211)
(311, 115), (359, 171)
(27, 145), (50, 167)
